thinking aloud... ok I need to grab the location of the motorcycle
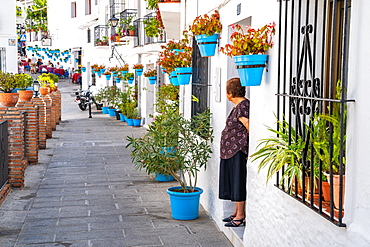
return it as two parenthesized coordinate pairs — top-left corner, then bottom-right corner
(75, 86), (95, 111)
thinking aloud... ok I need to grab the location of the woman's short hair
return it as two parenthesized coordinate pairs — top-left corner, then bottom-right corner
(226, 78), (245, 98)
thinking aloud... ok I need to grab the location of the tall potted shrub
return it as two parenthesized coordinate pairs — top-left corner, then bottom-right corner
(220, 22), (276, 86)
(189, 10), (222, 57)
(126, 107), (213, 220)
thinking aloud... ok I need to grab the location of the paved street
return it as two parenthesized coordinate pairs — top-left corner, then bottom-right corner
(0, 79), (232, 247)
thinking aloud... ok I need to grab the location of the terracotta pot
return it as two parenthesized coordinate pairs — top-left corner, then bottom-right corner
(0, 93), (19, 107)
(40, 87), (49, 95)
(18, 90), (34, 102)
(128, 30), (135, 36)
(322, 181), (331, 202)
(326, 174), (345, 209)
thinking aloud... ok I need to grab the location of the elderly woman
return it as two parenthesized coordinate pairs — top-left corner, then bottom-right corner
(219, 77), (249, 227)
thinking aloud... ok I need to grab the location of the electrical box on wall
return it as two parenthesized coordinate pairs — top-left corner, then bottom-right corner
(214, 67), (221, 102)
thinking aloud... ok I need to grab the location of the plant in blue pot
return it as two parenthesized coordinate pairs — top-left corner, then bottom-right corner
(173, 45), (192, 86)
(103, 71), (112, 80)
(133, 64), (144, 76)
(126, 100), (213, 220)
(189, 10), (222, 57)
(143, 69), (157, 85)
(123, 72), (135, 84)
(220, 22), (276, 86)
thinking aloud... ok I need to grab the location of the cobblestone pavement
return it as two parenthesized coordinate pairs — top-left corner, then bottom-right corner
(0, 79), (233, 247)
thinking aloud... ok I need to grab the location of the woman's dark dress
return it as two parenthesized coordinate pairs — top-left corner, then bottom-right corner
(219, 99), (249, 201)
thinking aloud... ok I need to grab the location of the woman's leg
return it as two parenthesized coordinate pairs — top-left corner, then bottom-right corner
(234, 201), (245, 220)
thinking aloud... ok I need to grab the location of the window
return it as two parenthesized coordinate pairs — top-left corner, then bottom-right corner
(191, 38), (209, 117)
(276, 0), (352, 226)
(71, 2), (77, 18)
(85, 0), (91, 15)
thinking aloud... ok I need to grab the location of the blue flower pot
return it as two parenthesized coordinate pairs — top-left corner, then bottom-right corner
(128, 78), (134, 84)
(175, 67), (192, 85)
(160, 67), (166, 74)
(105, 74), (111, 80)
(148, 76), (156, 85)
(195, 33), (219, 57)
(112, 72), (118, 77)
(126, 118), (134, 126)
(102, 106), (110, 114)
(132, 118), (141, 127)
(97, 72), (102, 77)
(123, 115), (128, 122)
(81, 67), (86, 72)
(167, 186), (203, 220)
(119, 113), (125, 122)
(121, 70), (128, 76)
(115, 78), (121, 83)
(169, 71), (179, 86)
(100, 69), (106, 73)
(234, 54), (268, 86)
(135, 69), (143, 76)
(108, 108), (116, 117)
(155, 173), (175, 182)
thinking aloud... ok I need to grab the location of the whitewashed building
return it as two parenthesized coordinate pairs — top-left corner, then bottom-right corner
(0, 0), (18, 73)
(41, 0), (370, 246)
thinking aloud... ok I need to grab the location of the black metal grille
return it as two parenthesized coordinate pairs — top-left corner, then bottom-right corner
(94, 25), (109, 46)
(87, 28), (91, 43)
(277, 0), (353, 226)
(191, 38), (209, 117)
(0, 121), (8, 189)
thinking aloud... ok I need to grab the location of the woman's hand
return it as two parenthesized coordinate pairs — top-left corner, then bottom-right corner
(238, 117), (249, 131)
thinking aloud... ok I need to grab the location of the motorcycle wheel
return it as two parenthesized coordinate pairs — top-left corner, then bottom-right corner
(79, 102), (87, 111)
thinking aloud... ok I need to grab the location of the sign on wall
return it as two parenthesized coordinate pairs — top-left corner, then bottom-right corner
(8, 39), (16, 46)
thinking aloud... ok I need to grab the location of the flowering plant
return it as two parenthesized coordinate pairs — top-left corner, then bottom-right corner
(158, 33), (192, 73)
(118, 64), (129, 71)
(133, 64), (144, 69)
(220, 22), (276, 56)
(143, 69), (157, 77)
(189, 10), (222, 36)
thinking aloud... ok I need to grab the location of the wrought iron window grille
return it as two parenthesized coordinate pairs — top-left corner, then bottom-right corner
(276, 0), (353, 227)
(94, 25), (109, 46)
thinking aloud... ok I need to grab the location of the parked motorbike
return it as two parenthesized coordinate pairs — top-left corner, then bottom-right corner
(75, 86), (95, 111)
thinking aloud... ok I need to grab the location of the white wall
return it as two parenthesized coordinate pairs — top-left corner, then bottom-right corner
(0, 0), (18, 73)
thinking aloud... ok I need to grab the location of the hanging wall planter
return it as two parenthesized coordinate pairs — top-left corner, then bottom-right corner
(234, 54), (268, 86)
(167, 186), (203, 220)
(195, 33), (219, 57)
(127, 77), (134, 84)
(148, 76), (157, 85)
(105, 74), (111, 80)
(115, 78), (121, 83)
(81, 67), (86, 72)
(135, 69), (143, 76)
(175, 67), (192, 85)
(169, 71), (179, 86)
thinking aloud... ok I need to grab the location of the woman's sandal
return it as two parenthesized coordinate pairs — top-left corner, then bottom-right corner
(224, 218), (245, 227)
(222, 214), (236, 222)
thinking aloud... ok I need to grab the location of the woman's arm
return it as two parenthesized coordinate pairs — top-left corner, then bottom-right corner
(238, 117), (249, 131)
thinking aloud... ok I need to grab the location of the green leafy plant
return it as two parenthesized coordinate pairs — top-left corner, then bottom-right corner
(155, 84), (179, 113)
(0, 72), (18, 93)
(143, 17), (164, 38)
(15, 73), (34, 90)
(189, 10), (222, 36)
(220, 22), (276, 56)
(250, 118), (306, 189)
(126, 108), (213, 193)
(123, 72), (134, 80)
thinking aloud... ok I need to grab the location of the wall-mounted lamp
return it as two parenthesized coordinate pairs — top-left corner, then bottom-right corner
(33, 80), (40, 98)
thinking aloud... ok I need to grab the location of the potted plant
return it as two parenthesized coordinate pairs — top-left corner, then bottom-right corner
(189, 10), (222, 57)
(121, 15), (136, 36)
(143, 17), (164, 38)
(143, 69), (157, 85)
(0, 71), (19, 107)
(15, 73), (34, 102)
(38, 73), (56, 95)
(95, 87), (109, 112)
(118, 64), (129, 76)
(126, 107), (213, 220)
(123, 72), (135, 84)
(103, 71), (112, 80)
(102, 36), (109, 45)
(133, 64), (144, 76)
(220, 22), (276, 86)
